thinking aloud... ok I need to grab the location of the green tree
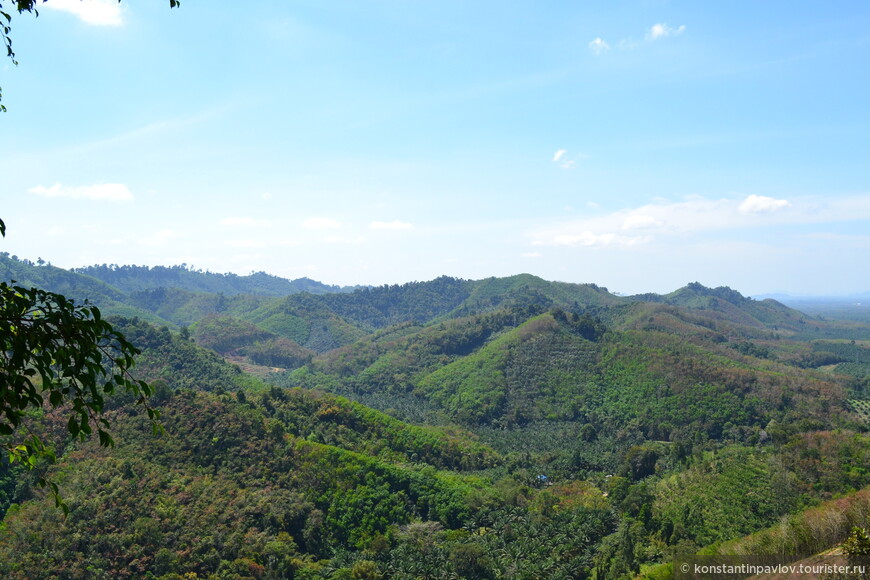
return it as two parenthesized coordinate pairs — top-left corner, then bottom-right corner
(844, 527), (870, 566)
(0, 218), (159, 512)
(1, 0), (180, 111)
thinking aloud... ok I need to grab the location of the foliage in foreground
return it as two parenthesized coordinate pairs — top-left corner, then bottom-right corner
(0, 286), (158, 514)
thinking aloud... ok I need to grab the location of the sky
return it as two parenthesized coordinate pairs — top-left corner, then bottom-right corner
(2, 0), (869, 296)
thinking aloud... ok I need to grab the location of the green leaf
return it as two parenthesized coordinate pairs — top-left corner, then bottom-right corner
(97, 429), (114, 448)
(67, 416), (79, 437)
(0, 247), (161, 515)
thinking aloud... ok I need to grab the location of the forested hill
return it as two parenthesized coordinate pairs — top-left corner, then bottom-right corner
(3, 309), (863, 579)
(0, 253), (126, 304)
(239, 273), (622, 338)
(3, 254), (800, 327)
(615, 283), (840, 347)
(3, 255), (870, 577)
(0, 253), (839, 353)
(74, 264), (354, 296)
(629, 281), (811, 329)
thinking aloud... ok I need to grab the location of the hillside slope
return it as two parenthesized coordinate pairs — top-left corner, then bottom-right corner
(3, 259), (869, 577)
(0, 318), (618, 579)
(75, 264), (352, 296)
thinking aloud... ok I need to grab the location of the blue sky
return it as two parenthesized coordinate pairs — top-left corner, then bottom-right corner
(2, 0), (869, 295)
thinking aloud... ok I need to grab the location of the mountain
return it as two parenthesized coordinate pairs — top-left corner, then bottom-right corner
(3, 257), (870, 578)
(1, 253), (126, 304)
(285, 301), (849, 438)
(630, 281), (812, 329)
(74, 264), (354, 296)
(0, 253), (176, 326)
(0, 317), (613, 579)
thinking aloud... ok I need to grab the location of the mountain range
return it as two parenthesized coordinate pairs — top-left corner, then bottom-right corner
(1, 253), (869, 579)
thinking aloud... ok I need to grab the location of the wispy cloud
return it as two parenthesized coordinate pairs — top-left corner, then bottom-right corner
(369, 220), (413, 230)
(42, 0), (124, 27)
(594, 23), (686, 54)
(646, 23), (686, 41)
(621, 214), (663, 230)
(551, 150), (588, 169)
(738, 194), (791, 214)
(588, 38), (610, 55)
(303, 217), (342, 230)
(529, 194), (869, 248)
(29, 183), (133, 201)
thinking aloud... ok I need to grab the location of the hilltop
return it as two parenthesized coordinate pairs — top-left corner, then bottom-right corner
(74, 264), (356, 296)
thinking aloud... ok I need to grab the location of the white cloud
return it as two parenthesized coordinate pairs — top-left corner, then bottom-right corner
(621, 214), (662, 230)
(646, 23), (686, 41)
(369, 220), (413, 230)
(589, 38), (610, 55)
(529, 194), (870, 250)
(29, 183), (133, 201)
(738, 194), (791, 215)
(261, 192), (273, 201)
(303, 217), (342, 230)
(606, 23), (685, 53)
(535, 200), (708, 246)
(552, 150), (588, 169)
(42, 0), (124, 27)
(139, 229), (176, 246)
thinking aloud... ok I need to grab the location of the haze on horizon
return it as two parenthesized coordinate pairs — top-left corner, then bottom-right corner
(2, 1), (868, 296)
